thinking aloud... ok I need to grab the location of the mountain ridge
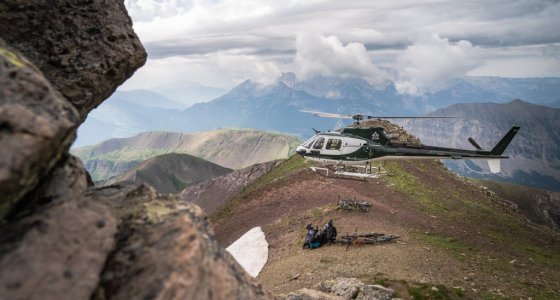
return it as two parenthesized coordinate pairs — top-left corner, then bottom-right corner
(101, 153), (232, 194)
(75, 75), (560, 147)
(400, 99), (560, 191)
(74, 129), (300, 181)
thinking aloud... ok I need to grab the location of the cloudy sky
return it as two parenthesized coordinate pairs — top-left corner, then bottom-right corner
(121, 0), (560, 95)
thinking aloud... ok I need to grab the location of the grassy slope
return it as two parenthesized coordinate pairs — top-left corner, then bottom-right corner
(211, 157), (560, 299)
(209, 155), (310, 225)
(73, 129), (301, 180)
(469, 179), (560, 229)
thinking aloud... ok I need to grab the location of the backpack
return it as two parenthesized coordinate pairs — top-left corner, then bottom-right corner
(326, 225), (337, 243)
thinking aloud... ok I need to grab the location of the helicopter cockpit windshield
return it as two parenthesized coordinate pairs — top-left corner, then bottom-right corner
(312, 137), (325, 149)
(301, 136), (318, 149)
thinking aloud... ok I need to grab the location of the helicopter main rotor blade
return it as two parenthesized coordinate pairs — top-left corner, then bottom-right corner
(300, 110), (353, 119)
(301, 110), (456, 120)
(364, 116), (456, 119)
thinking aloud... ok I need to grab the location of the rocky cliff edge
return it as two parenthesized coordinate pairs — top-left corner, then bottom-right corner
(0, 2), (272, 299)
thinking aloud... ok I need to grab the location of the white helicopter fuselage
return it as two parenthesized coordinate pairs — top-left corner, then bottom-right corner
(296, 132), (378, 165)
(295, 125), (520, 174)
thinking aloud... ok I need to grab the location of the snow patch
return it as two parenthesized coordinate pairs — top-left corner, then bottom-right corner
(226, 226), (268, 278)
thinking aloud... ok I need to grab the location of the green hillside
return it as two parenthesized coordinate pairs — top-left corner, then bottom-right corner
(73, 129), (301, 181)
(102, 153), (232, 194)
(470, 179), (560, 231)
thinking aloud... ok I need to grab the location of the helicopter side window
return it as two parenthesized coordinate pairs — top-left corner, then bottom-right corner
(325, 138), (342, 150)
(313, 137), (325, 149)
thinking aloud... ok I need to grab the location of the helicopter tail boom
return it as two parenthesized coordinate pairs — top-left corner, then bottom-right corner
(490, 126), (520, 156)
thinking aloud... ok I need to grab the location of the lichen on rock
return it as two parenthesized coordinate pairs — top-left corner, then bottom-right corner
(90, 185), (274, 300)
(0, 197), (118, 300)
(0, 1), (275, 299)
(0, 39), (80, 219)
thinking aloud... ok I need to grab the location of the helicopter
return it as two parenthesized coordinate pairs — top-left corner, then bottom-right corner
(295, 110), (520, 178)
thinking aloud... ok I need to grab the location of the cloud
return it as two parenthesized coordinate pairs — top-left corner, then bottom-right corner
(125, 0), (192, 22)
(294, 33), (381, 80)
(395, 34), (481, 95)
(121, 0), (560, 93)
(543, 43), (560, 62)
(120, 51), (285, 92)
(128, 0), (560, 58)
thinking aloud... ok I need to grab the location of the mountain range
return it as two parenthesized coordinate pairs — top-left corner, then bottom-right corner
(148, 80), (227, 106)
(74, 74), (560, 191)
(75, 74), (560, 147)
(399, 100), (560, 191)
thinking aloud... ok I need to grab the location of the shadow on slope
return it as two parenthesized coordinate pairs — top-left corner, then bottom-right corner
(101, 153), (232, 194)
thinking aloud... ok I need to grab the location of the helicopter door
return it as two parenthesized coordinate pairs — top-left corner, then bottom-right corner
(310, 137), (325, 155)
(325, 138), (341, 150)
(322, 138), (342, 155)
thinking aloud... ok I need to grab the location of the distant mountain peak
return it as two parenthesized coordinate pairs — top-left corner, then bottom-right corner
(226, 79), (259, 97)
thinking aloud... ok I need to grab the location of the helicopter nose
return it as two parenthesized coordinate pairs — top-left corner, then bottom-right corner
(296, 145), (307, 155)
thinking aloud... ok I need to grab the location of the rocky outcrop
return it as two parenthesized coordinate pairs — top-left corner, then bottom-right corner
(0, 0), (147, 118)
(281, 288), (341, 300)
(91, 185), (273, 300)
(5, 155), (92, 221)
(279, 278), (395, 300)
(0, 39), (79, 219)
(319, 278), (365, 299)
(0, 119), (115, 300)
(1, 1), (274, 299)
(0, 192), (117, 300)
(1, 154), (92, 299)
(179, 160), (280, 213)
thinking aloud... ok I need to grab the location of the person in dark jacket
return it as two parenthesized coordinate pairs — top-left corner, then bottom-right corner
(325, 219), (337, 244)
(303, 224), (321, 249)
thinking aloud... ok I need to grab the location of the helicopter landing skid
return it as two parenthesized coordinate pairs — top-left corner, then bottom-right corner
(310, 163), (386, 181)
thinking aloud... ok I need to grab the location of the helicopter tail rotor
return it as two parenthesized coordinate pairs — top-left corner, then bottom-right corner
(468, 137), (482, 150)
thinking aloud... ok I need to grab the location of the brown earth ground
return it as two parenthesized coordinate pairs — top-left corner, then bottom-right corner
(211, 156), (560, 299)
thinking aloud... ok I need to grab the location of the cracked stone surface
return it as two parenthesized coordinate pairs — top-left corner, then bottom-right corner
(0, 0), (147, 118)
(0, 39), (79, 219)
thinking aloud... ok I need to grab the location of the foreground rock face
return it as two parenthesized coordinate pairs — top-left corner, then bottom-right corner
(90, 185), (273, 300)
(0, 0), (147, 118)
(2, 183), (274, 300)
(0, 196), (117, 300)
(0, 1), (276, 299)
(0, 39), (80, 219)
